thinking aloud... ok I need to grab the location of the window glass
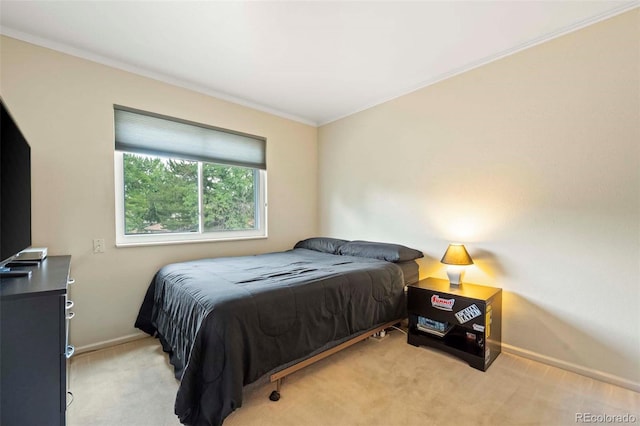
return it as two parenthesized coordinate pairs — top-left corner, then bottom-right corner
(123, 153), (198, 235)
(202, 163), (256, 232)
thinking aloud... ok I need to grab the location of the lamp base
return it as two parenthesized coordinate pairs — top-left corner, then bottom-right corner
(446, 266), (465, 287)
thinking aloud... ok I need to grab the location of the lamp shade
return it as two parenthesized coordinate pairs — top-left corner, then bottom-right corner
(440, 244), (474, 265)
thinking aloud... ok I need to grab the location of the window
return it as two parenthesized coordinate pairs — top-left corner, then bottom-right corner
(114, 106), (267, 246)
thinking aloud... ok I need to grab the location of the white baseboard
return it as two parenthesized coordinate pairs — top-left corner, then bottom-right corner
(75, 332), (149, 355)
(73, 333), (639, 393)
(501, 343), (640, 393)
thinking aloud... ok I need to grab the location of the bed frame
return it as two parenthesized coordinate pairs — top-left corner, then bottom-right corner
(267, 318), (402, 401)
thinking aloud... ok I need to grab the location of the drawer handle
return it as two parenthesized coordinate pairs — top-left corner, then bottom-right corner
(66, 345), (75, 359)
(66, 300), (74, 310)
(67, 278), (75, 285)
(66, 312), (75, 320)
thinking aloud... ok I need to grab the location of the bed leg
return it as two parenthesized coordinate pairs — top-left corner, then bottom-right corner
(269, 378), (282, 402)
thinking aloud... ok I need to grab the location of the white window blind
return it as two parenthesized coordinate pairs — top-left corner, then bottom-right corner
(114, 106), (266, 169)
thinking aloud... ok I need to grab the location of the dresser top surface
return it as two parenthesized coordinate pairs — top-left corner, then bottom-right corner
(0, 256), (71, 298)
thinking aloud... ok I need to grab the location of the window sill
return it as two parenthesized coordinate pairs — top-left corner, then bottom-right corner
(115, 234), (268, 248)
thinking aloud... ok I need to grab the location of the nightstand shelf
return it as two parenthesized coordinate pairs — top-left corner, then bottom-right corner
(407, 277), (502, 371)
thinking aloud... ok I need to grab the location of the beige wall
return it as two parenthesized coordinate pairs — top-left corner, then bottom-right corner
(319, 11), (639, 386)
(1, 9), (638, 389)
(0, 36), (318, 349)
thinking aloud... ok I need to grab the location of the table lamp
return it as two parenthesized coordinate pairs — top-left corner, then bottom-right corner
(440, 243), (473, 286)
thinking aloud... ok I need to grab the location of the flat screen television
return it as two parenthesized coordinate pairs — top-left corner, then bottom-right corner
(1, 98), (32, 277)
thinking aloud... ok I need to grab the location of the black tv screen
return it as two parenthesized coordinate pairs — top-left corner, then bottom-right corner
(1, 99), (32, 263)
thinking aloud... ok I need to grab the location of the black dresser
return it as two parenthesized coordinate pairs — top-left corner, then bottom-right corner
(0, 256), (73, 426)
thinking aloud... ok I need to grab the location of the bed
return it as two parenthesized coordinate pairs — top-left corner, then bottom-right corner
(135, 238), (422, 426)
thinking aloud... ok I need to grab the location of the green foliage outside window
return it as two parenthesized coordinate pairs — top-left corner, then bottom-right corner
(123, 153), (256, 235)
(203, 163), (255, 231)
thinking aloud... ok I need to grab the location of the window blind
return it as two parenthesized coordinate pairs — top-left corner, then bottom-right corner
(114, 106), (266, 169)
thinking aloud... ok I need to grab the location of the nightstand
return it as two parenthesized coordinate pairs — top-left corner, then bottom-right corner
(407, 277), (502, 371)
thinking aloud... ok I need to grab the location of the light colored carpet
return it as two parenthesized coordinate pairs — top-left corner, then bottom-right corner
(67, 331), (639, 426)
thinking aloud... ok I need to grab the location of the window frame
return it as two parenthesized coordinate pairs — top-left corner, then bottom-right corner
(114, 151), (268, 247)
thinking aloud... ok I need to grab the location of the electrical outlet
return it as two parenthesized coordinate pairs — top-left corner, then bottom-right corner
(93, 238), (105, 254)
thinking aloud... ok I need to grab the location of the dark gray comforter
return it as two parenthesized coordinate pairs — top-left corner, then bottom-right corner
(135, 248), (406, 425)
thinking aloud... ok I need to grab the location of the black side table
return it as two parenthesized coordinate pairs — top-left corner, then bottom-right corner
(407, 277), (502, 371)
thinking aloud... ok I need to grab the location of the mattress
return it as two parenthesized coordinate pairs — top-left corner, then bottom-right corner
(397, 260), (419, 285)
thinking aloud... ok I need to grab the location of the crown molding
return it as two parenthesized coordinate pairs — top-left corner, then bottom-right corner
(2, 1), (637, 128)
(0, 27), (318, 127)
(319, 1), (640, 126)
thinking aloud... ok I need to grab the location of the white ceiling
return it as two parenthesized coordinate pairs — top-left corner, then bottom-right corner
(0, 1), (636, 126)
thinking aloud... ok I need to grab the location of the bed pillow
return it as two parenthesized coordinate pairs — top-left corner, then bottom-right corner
(294, 237), (349, 254)
(337, 240), (424, 263)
